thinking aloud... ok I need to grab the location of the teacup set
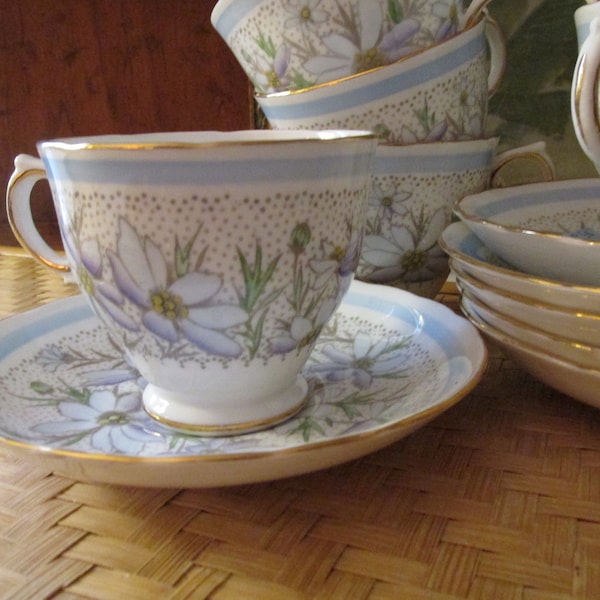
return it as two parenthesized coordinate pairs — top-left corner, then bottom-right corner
(441, 177), (600, 409)
(213, 0), (557, 299)
(7, 130), (378, 434)
(434, 2), (600, 409)
(2, 1), (583, 442)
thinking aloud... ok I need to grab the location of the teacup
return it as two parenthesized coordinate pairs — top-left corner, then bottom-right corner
(571, 14), (600, 171)
(211, 0), (492, 93)
(357, 139), (555, 298)
(6, 130), (377, 434)
(255, 15), (506, 144)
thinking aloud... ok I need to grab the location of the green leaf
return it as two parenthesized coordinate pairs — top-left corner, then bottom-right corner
(175, 229), (201, 278)
(287, 416), (326, 442)
(256, 31), (277, 58)
(388, 0), (403, 24)
(30, 381), (54, 395)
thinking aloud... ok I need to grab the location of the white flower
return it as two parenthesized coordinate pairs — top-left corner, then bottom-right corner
(431, 0), (461, 40)
(271, 298), (336, 354)
(283, 0), (329, 31)
(310, 229), (361, 290)
(250, 45), (293, 93)
(308, 331), (410, 388)
(108, 218), (248, 357)
(369, 182), (411, 221)
(361, 208), (448, 282)
(303, 0), (385, 81)
(31, 389), (159, 454)
(64, 233), (138, 332)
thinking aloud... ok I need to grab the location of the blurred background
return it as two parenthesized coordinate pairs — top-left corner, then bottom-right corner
(0, 0), (594, 243)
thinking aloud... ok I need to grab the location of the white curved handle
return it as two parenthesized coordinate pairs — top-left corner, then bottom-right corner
(484, 14), (506, 97)
(489, 141), (556, 188)
(571, 17), (600, 170)
(6, 154), (70, 272)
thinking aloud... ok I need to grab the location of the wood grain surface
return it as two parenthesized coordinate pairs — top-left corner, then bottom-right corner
(0, 0), (252, 232)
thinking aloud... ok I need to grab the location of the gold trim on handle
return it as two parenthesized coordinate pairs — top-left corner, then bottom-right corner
(489, 151), (556, 188)
(6, 168), (70, 273)
(573, 52), (600, 158)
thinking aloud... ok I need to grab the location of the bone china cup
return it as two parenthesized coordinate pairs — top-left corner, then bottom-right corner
(357, 139), (555, 298)
(211, 0), (491, 93)
(255, 15), (505, 144)
(6, 130), (378, 434)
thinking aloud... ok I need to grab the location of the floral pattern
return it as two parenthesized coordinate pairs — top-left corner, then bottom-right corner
(361, 205), (450, 284)
(0, 287), (463, 456)
(65, 213), (357, 368)
(229, 0), (469, 93)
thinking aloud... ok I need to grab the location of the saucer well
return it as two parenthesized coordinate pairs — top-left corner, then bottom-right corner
(0, 280), (486, 488)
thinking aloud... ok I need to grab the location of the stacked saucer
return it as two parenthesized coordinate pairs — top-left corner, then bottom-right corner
(441, 178), (600, 407)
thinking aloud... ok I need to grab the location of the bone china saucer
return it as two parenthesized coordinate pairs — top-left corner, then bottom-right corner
(0, 281), (486, 488)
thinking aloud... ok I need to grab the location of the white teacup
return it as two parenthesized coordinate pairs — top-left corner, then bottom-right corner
(571, 12), (600, 171)
(6, 130), (377, 434)
(255, 15), (506, 144)
(357, 139), (555, 298)
(212, 0), (492, 94)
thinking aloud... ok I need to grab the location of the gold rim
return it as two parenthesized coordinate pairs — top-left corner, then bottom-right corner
(440, 226), (600, 295)
(459, 279), (600, 354)
(489, 151), (556, 187)
(459, 294), (600, 374)
(144, 395), (309, 436)
(0, 343), (487, 467)
(39, 131), (377, 152)
(0, 366), (486, 466)
(453, 205), (600, 246)
(454, 261), (600, 320)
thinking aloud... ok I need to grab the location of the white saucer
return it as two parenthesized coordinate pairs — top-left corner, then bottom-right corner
(0, 280), (486, 488)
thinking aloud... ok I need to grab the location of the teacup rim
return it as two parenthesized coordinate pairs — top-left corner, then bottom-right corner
(36, 129), (378, 152)
(454, 177), (600, 247)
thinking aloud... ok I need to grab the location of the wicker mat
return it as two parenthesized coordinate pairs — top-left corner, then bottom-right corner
(1, 249), (600, 599)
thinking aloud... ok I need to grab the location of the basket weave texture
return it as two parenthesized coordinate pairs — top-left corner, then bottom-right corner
(1, 249), (599, 599)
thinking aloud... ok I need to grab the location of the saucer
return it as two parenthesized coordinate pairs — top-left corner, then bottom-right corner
(0, 280), (486, 488)
(460, 296), (600, 409)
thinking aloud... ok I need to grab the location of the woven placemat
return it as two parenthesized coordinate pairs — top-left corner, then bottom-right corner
(0, 249), (599, 599)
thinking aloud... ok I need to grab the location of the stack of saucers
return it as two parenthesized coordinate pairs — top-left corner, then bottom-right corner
(211, 0), (517, 299)
(440, 178), (600, 408)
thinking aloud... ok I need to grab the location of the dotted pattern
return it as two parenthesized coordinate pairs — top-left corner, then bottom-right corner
(51, 179), (369, 372)
(356, 165), (491, 281)
(260, 51), (490, 143)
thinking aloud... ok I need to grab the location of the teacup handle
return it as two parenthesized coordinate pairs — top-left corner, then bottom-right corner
(462, 0), (491, 30)
(489, 141), (556, 188)
(6, 154), (70, 272)
(571, 17), (600, 170)
(485, 14), (506, 98)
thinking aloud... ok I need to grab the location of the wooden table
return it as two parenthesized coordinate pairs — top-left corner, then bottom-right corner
(0, 247), (599, 599)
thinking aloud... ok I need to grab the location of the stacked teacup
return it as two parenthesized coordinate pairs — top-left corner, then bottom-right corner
(212, 0), (554, 298)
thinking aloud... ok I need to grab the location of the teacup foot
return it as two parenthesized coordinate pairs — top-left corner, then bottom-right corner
(142, 375), (309, 436)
